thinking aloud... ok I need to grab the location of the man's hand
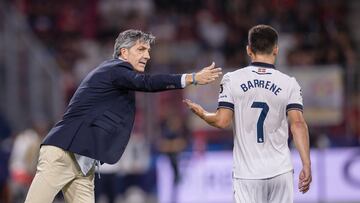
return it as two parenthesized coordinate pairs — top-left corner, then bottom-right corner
(183, 99), (206, 118)
(186, 62), (222, 85)
(299, 165), (312, 194)
(196, 62), (222, 85)
(184, 99), (233, 129)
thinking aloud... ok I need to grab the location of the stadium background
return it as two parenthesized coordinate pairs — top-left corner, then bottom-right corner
(0, 0), (359, 202)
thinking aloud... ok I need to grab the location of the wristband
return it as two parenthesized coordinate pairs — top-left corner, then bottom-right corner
(192, 72), (197, 85)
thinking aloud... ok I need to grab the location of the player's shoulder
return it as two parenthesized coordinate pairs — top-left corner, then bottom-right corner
(221, 68), (243, 84)
(224, 66), (251, 78)
(273, 68), (298, 83)
(275, 70), (303, 92)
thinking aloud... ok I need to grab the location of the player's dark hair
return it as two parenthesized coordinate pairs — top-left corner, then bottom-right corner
(248, 25), (278, 55)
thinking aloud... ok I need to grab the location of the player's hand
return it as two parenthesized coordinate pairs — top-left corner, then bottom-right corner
(195, 62), (222, 85)
(299, 165), (312, 194)
(183, 99), (206, 118)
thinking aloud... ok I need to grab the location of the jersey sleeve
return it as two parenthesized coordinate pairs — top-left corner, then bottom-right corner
(217, 73), (234, 111)
(287, 77), (303, 112)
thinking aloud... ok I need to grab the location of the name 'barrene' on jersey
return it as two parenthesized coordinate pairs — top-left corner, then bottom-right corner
(240, 79), (282, 95)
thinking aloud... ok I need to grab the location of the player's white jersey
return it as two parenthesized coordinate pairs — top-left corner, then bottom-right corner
(218, 62), (303, 179)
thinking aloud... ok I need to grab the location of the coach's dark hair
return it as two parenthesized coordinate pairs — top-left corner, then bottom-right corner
(113, 29), (155, 59)
(248, 25), (278, 55)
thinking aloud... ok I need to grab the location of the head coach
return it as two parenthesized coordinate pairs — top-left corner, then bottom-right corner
(25, 29), (222, 203)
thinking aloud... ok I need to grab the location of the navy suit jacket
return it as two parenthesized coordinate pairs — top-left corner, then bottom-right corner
(42, 59), (183, 164)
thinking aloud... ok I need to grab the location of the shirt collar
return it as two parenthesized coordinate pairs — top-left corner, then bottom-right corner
(118, 56), (126, 61)
(250, 62), (276, 69)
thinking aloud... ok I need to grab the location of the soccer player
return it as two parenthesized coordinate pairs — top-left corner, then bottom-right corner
(184, 24), (311, 203)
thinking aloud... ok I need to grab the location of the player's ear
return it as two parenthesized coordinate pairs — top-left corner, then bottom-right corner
(273, 45), (279, 56)
(246, 45), (253, 58)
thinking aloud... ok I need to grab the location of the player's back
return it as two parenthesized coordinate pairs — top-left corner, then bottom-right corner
(218, 62), (303, 179)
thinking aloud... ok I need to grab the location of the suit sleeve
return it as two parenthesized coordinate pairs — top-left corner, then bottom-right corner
(112, 67), (183, 92)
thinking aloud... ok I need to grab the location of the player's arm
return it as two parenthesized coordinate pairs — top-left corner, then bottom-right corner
(288, 109), (312, 193)
(183, 99), (233, 129)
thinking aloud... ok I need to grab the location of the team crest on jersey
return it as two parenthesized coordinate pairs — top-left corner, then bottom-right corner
(252, 68), (272, 75)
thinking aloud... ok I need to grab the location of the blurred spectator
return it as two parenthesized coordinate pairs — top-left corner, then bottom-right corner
(119, 132), (154, 203)
(96, 131), (154, 203)
(17, 0), (355, 72)
(156, 113), (189, 202)
(9, 120), (48, 203)
(17, 0), (357, 97)
(95, 157), (122, 203)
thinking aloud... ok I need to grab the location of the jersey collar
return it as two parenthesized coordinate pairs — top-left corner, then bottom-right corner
(250, 62), (276, 69)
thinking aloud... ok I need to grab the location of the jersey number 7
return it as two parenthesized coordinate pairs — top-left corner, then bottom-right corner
(251, 102), (269, 143)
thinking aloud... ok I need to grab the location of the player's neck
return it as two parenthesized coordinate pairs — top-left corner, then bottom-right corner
(251, 55), (276, 65)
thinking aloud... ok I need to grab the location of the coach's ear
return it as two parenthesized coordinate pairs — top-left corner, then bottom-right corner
(120, 48), (129, 60)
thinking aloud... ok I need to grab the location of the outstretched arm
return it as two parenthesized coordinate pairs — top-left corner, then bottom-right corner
(288, 110), (312, 194)
(183, 99), (233, 129)
(114, 62), (222, 92)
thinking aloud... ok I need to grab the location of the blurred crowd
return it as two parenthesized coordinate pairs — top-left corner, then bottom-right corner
(0, 0), (359, 202)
